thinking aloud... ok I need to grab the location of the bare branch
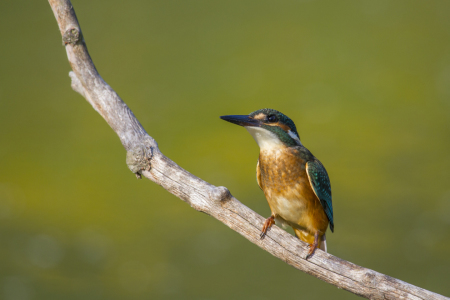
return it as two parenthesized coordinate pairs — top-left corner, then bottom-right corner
(48, 1), (448, 299)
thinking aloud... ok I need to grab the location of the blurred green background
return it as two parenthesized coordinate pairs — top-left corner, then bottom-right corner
(1, 0), (450, 299)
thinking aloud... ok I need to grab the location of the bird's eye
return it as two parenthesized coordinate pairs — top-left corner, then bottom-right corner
(267, 115), (277, 122)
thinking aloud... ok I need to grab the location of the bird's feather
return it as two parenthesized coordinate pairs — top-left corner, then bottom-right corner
(306, 160), (334, 232)
(256, 159), (262, 190)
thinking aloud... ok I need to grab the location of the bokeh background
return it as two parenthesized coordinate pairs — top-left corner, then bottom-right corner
(1, 0), (450, 299)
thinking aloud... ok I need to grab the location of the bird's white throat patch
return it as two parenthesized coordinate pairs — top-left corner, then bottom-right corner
(245, 127), (301, 149)
(245, 127), (285, 149)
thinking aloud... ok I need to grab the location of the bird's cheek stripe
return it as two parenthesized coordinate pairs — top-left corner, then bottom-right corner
(265, 122), (290, 132)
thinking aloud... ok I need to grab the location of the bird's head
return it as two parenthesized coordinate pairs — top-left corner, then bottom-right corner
(220, 108), (301, 149)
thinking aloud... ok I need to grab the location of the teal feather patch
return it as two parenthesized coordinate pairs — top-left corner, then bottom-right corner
(307, 160), (334, 232)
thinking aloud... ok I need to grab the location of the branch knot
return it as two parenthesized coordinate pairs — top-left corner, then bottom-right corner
(63, 27), (82, 45)
(126, 144), (153, 179)
(209, 186), (232, 203)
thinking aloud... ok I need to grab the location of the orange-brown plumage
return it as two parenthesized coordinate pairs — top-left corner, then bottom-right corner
(257, 146), (329, 251)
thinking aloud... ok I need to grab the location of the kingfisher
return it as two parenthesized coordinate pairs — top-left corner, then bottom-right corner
(220, 108), (334, 259)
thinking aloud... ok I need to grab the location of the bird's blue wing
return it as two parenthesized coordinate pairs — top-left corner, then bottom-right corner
(306, 160), (334, 232)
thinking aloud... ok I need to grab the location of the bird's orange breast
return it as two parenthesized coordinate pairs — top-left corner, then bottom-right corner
(257, 147), (328, 235)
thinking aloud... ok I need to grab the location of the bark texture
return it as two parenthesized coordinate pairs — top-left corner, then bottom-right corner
(48, 1), (448, 299)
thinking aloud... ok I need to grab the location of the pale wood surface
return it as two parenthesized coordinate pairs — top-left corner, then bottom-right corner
(48, 1), (449, 299)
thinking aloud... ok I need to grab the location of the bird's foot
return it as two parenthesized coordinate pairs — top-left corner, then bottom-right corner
(260, 216), (275, 239)
(305, 244), (317, 260)
(305, 232), (320, 260)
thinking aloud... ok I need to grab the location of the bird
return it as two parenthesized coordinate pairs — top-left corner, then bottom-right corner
(220, 108), (334, 259)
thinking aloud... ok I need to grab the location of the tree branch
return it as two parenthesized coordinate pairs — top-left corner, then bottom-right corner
(48, 1), (448, 299)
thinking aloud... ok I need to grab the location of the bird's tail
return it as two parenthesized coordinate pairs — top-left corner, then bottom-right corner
(293, 229), (327, 253)
(321, 234), (327, 252)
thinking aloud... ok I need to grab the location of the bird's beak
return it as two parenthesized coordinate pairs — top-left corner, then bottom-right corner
(220, 115), (260, 127)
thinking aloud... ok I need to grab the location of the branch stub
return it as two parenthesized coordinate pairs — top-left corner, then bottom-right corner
(209, 186), (232, 203)
(62, 27), (82, 45)
(126, 144), (153, 179)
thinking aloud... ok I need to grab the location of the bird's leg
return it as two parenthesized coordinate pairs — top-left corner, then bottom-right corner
(306, 232), (320, 260)
(260, 215), (275, 239)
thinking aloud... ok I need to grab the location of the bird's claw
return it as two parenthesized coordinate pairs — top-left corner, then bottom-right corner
(305, 244), (316, 260)
(305, 232), (320, 260)
(260, 216), (275, 240)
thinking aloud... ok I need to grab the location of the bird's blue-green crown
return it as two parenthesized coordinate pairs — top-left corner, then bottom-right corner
(249, 108), (300, 147)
